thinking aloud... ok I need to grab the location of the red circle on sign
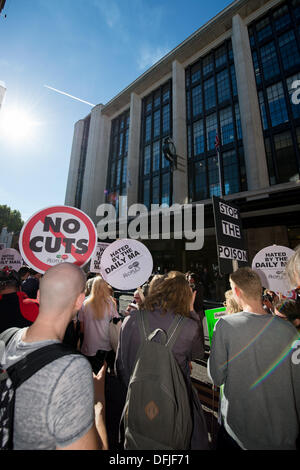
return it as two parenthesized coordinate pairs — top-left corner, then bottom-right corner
(19, 206), (97, 273)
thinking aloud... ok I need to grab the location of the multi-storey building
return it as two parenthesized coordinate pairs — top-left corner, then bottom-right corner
(65, 0), (300, 275)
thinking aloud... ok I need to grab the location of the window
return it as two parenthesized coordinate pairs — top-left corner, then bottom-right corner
(144, 145), (151, 175)
(161, 173), (170, 205)
(260, 42), (280, 81)
(186, 39), (246, 202)
(192, 85), (203, 117)
(204, 77), (216, 110)
(273, 5), (291, 31)
(203, 54), (213, 76)
(162, 104), (170, 133)
(106, 109), (129, 204)
(267, 82), (289, 127)
(223, 150), (240, 195)
(215, 45), (227, 68)
(153, 141), (160, 172)
(220, 107), (235, 145)
(278, 30), (300, 71)
(273, 131), (299, 182)
(141, 81), (172, 206)
(256, 17), (272, 42)
(193, 119), (205, 155)
(217, 69), (231, 104)
(195, 161), (207, 200)
(206, 113), (217, 151)
(252, 51), (262, 86)
(230, 65), (238, 96)
(208, 157), (221, 197)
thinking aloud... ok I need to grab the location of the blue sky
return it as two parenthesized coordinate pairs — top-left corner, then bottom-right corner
(0, 0), (233, 223)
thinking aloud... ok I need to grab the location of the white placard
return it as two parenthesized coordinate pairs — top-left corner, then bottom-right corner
(252, 245), (295, 296)
(0, 248), (23, 272)
(90, 242), (110, 273)
(100, 239), (153, 290)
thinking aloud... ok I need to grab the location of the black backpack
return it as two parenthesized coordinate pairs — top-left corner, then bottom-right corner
(0, 328), (78, 450)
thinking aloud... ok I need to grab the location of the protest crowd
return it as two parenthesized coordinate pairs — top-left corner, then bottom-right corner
(0, 246), (300, 451)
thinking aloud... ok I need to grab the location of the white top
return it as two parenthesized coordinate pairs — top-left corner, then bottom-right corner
(78, 297), (119, 356)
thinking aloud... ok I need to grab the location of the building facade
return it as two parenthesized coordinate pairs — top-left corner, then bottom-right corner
(65, 0), (300, 276)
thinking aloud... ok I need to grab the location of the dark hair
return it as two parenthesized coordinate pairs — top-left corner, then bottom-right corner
(0, 269), (21, 291)
(274, 299), (300, 323)
(18, 266), (30, 278)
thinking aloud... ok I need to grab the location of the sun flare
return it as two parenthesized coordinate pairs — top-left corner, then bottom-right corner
(0, 106), (41, 143)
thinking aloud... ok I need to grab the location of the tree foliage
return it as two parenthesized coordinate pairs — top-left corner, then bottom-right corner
(0, 204), (24, 233)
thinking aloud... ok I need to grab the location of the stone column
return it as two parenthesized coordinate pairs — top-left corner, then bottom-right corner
(65, 119), (85, 206)
(80, 104), (111, 223)
(172, 60), (188, 204)
(127, 92), (142, 206)
(231, 14), (269, 191)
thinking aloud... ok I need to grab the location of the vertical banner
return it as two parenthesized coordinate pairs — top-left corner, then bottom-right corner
(212, 196), (248, 274)
(89, 242), (110, 273)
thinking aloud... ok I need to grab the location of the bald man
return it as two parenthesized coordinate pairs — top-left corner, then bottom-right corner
(1, 263), (107, 450)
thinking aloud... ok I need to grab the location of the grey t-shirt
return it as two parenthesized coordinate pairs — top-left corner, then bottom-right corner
(208, 312), (300, 450)
(2, 328), (95, 450)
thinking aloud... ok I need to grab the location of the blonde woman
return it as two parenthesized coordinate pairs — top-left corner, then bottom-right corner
(116, 271), (209, 450)
(78, 276), (119, 373)
(224, 289), (241, 314)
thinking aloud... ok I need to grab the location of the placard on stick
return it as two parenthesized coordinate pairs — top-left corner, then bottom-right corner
(100, 239), (153, 290)
(19, 205), (97, 274)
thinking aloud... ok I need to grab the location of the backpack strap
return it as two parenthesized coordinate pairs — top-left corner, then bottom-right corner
(165, 315), (187, 350)
(6, 343), (80, 389)
(0, 327), (21, 346)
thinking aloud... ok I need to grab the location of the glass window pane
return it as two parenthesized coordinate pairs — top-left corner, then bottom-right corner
(153, 110), (160, 138)
(215, 45), (227, 68)
(273, 131), (299, 183)
(145, 115), (152, 142)
(266, 82), (289, 127)
(143, 179), (150, 209)
(162, 104), (170, 134)
(193, 119), (205, 155)
(260, 42), (280, 81)
(208, 156), (221, 197)
(203, 54), (214, 76)
(235, 103), (243, 139)
(161, 173), (170, 205)
(195, 161), (207, 200)
(192, 85), (203, 116)
(206, 113), (217, 151)
(273, 5), (291, 31)
(223, 150), (240, 195)
(144, 145), (151, 175)
(220, 107), (234, 145)
(153, 141), (160, 171)
(256, 17), (272, 42)
(152, 176), (160, 204)
(204, 77), (216, 110)
(217, 69), (230, 104)
(278, 30), (300, 71)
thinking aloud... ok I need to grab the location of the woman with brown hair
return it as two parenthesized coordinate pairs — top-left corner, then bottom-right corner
(116, 271), (209, 450)
(78, 276), (119, 373)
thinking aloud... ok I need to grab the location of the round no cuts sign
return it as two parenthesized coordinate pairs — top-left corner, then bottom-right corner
(19, 206), (97, 274)
(252, 245), (295, 296)
(100, 239), (153, 290)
